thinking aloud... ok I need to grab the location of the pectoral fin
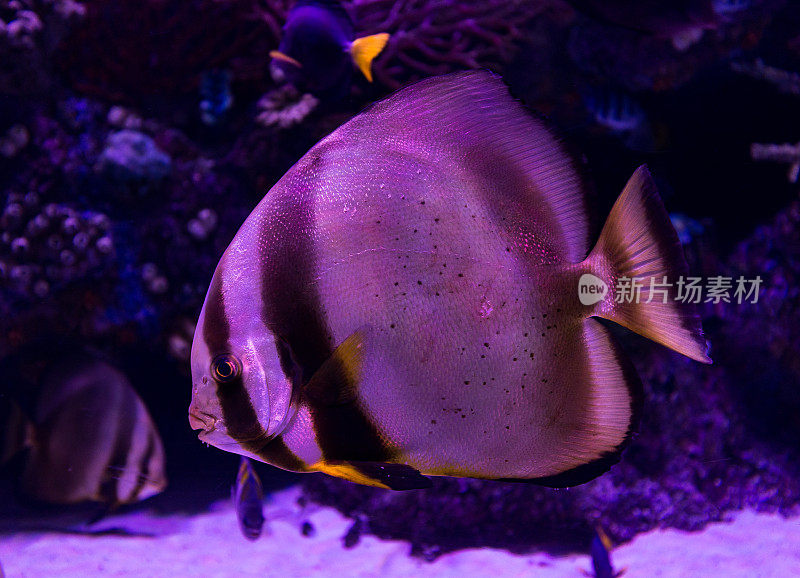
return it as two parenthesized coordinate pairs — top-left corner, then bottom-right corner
(349, 33), (390, 82)
(303, 330), (366, 406)
(312, 460), (431, 490)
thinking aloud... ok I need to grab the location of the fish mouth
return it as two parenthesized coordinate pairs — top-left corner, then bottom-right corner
(189, 410), (217, 433)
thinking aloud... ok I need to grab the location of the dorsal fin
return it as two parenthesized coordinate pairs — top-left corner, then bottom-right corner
(336, 71), (594, 262)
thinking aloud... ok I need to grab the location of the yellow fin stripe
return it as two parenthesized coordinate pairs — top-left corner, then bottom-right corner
(349, 33), (390, 82)
(596, 526), (614, 551)
(269, 50), (303, 69)
(310, 461), (391, 489)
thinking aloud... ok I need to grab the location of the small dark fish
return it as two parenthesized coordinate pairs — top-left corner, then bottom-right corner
(269, 0), (389, 98)
(233, 456), (265, 541)
(1, 352), (167, 506)
(587, 527), (625, 578)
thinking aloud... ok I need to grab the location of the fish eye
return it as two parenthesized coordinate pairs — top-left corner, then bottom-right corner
(211, 354), (241, 384)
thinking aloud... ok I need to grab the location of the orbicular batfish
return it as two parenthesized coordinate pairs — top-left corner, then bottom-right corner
(2, 350), (167, 505)
(189, 71), (710, 490)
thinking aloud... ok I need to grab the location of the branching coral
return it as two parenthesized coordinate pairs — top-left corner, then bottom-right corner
(349, 0), (570, 90)
(732, 59), (800, 96)
(751, 141), (800, 183)
(0, 0), (85, 95)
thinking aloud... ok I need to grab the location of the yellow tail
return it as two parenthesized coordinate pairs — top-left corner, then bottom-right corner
(350, 33), (390, 82)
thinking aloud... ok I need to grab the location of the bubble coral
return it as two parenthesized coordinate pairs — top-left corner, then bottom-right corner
(0, 191), (115, 302)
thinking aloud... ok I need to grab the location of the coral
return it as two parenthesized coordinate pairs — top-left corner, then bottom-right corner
(751, 141), (800, 183)
(731, 59), (800, 95)
(0, 124), (30, 158)
(566, 1), (781, 92)
(59, 0), (291, 102)
(0, 191), (115, 302)
(350, 0), (572, 90)
(0, 0), (86, 95)
(96, 130), (172, 184)
(255, 85), (319, 129)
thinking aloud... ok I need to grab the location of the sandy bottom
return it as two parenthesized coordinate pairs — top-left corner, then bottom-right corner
(2, 487), (800, 577)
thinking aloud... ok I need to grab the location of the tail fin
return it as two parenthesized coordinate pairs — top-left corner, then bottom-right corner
(0, 396), (35, 466)
(587, 166), (711, 363)
(350, 33), (390, 82)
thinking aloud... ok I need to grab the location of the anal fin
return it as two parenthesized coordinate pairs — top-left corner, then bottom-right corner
(314, 460), (431, 490)
(347, 461), (432, 490)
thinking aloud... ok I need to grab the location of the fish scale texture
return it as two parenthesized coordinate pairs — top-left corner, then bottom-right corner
(302, 200), (800, 559)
